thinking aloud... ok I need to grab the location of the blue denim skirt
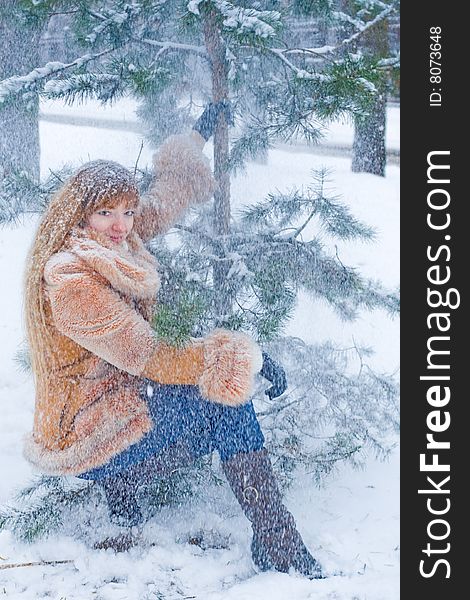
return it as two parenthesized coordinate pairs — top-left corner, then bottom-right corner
(79, 383), (265, 480)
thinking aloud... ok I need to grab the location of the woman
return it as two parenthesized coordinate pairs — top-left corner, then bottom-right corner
(23, 104), (322, 578)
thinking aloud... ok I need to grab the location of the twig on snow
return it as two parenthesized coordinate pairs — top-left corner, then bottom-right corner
(0, 559), (74, 571)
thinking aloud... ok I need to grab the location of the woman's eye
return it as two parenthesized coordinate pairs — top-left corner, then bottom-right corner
(125, 211), (135, 217)
(97, 210), (111, 216)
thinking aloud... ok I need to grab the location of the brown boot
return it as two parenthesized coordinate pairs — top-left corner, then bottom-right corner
(102, 438), (195, 528)
(222, 449), (323, 578)
(101, 470), (145, 527)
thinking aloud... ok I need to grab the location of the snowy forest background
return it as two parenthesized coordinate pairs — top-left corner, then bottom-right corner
(0, 2), (400, 598)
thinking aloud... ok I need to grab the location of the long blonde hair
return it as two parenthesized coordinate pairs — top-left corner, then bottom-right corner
(24, 160), (139, 391)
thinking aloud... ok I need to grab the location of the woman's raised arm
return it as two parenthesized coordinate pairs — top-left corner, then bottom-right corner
(134, 131), (215, 241)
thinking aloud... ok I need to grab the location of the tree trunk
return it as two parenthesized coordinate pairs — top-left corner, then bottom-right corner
(202, 6), (232, 323)
(351, 92), (387, 176)
(351, 16), (389, 177)
(0, 3), (43, 181)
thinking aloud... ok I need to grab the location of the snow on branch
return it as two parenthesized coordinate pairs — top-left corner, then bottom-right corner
(43, 73), (121, 99)
(268, 48), (331, 82)
(189, 0), (281, 39)
(213, 0), (281, 39)
(261, 2), (396, 83)
(336, 3), (398, 49)
(276, 3), (397, 61)
(136, 38), (207, 56)
(284, 46), (336, 58)
(85, 3), (144, 44)
(0, 50), (114, 104)
(378, 54), (400, 69)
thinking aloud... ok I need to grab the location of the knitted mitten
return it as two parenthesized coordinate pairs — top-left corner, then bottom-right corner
(259, 352), (287, 400)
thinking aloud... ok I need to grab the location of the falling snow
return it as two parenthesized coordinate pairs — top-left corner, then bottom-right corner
(0, 98), (399, 599)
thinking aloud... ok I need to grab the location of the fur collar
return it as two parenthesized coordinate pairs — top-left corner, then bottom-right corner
(47, 227), (160, 299)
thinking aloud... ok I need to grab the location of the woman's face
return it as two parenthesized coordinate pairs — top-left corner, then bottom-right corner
(87, 201), (135, 245)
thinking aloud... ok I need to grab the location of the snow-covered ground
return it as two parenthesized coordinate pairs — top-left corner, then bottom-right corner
(0, 99), (399, 599)
(40, 97), (400, 152)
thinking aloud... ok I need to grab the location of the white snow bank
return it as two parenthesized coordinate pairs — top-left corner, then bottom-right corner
(0, 104), (399, 599)
(40, 97), (400, 150)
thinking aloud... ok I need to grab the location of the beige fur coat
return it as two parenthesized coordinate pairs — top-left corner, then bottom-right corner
(24, 133), (262, 476)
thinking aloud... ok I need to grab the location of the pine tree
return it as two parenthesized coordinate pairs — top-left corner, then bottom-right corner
(0, 1), (400, 541)
(0, 0), (400, 321)
(148, 166), (399, 486)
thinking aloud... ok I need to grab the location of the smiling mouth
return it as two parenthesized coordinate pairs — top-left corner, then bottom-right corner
(109, 235), (124, 243)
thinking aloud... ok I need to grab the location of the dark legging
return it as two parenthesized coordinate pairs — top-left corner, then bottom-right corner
(79, 383), (265, 481)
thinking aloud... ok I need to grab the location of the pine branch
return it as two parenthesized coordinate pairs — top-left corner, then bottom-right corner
(257, 337), (399, 486)
(0, 166), (71, 227)
(0, 476), (96, 543)
(237, 2), (396, 66)
(209, 0), (282, 43)
(43, 72), (123, 102)
(336, 3), (398, 51)
(268, 47), (329, 80)
(377, 53), (400, 70)
(173, 223), (223, 249)
(0, 48), (117, 104)
(13, 344), (31, 374)
(84, 3), (144, 44)
(136, 38), (207, 56)
(282, 46), (336, 61)
(229, 120), (273, 173)
(240, 169), (375, 241)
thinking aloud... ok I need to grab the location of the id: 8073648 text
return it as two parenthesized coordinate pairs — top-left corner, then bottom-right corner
(429, 26), (442, 107)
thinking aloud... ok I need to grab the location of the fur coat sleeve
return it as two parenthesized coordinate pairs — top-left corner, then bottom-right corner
(45, 253), (157, 376)
(134, 131), (216, 242)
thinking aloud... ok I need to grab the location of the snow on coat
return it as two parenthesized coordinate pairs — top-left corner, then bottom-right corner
(23, 133), (262, 477)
